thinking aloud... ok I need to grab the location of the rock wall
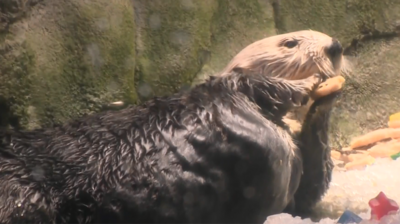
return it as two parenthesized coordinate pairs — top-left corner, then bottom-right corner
(0, 0), (275, 129)
(133, 0), (275, 98)
(1, 0), (400, 148)
(0, 0), (137, 129)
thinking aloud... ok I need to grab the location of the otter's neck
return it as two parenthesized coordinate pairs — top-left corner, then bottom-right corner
(203, 73), (298, 121)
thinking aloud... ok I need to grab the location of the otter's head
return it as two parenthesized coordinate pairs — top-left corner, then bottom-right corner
(221, 30), (351, 80)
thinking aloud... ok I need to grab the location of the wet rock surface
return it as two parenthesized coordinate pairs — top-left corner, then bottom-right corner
(0, 0), (400, 151)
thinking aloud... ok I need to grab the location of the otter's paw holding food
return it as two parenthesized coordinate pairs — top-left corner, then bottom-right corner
(311, 89), (342, 111)
(297, 73), (324, 94)
(289, 73), (324, 107)
(312, 75), (346, 99)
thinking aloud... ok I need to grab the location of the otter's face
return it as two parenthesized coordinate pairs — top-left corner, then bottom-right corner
(222, 30), (350, 80)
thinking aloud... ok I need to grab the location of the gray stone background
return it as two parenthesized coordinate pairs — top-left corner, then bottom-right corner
(1, 0), (400, 148)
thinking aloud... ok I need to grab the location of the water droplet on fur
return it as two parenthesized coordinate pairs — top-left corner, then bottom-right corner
(184, 192), (194, 204)
(30, 192), (41, 204)
(160, 202), (174, 216)
(31, 166), (45, 181)
(235, 161), (247, 174)
(243, 187), (255, 199)
(121, 158), (132, 174)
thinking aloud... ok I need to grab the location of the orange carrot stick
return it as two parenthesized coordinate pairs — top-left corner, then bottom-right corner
(331, 150), (342, 160)
(350, 128), (400, 149)
(367, 140), (400, 158)
(313, 76), (345, 99)
(345, 155), (375, 171)
(341, 151), (369, 163)
(388, 120), (400, 129)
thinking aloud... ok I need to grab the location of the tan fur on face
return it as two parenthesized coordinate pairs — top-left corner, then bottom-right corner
(221, 30), (351, 80)
(220, 30), (352, 134)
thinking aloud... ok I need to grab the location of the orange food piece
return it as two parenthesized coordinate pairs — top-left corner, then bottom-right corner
(390, 128), (400, 139)
(345, 155), (375, 171)
(331, 150), (342, 160)
(388, 120), (400, 129)
(313, 76), (345, 99)
(341, 147), (352, 151)
(389, 112), (400, 122)
(367, 140), (400, 158)
(341, 151), (369, 163)
(350, 128), (400, 149)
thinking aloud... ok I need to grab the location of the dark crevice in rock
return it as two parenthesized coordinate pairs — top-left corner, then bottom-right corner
(131, 0), (148, 104)
(271, 0), (285, 33)
(343, 30), (400, 56)
(0, 0), (43, 34)
(0, 97), (20, 129)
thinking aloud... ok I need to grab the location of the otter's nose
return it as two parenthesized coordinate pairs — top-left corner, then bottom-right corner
(326, 38), (343, 59)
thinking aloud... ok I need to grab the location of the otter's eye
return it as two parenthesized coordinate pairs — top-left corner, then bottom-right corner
(284, 40), (298, 48)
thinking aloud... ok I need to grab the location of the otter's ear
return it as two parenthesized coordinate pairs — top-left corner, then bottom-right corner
(232, 67), (248, 75)
(232, 67), (257, 76)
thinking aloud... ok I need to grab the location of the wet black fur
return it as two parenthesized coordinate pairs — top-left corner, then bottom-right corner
(0, 71), (337, 223)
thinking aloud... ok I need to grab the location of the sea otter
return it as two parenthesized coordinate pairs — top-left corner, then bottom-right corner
(0, 69), (338, 223)
(220, 30), (351, 134)
(109, 30), (349, 135)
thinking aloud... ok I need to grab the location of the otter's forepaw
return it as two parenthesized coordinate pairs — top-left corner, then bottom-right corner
(313, 89), (342, 109)
(289, 74), (323, 107)
(303, 73), (325, 92)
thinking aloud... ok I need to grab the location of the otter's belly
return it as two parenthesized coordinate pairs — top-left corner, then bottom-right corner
(267, 154), (298, 214)
(224, 129), (301, 222)
(258, 127), (302, 218)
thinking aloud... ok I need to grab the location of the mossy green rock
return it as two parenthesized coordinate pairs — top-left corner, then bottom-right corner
(133, 0), (218, 99)
(2, 0), (400, 138)
(0, 0), (276, 129)
(134, 0), (275, 99)
(0, 0), (136, 128)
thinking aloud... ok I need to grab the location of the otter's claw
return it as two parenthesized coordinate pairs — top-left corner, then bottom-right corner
(288, 74), (323, 107)
(302, 73), (324, 93)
